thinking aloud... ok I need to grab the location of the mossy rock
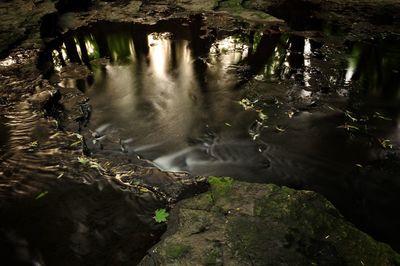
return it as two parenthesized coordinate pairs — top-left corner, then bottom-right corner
(139, 179), (400, 265)
(214, 0), (283, 24)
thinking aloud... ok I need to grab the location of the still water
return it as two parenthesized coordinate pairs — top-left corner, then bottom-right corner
(0, 116), (9, 159)
(42, 18), (400, 249)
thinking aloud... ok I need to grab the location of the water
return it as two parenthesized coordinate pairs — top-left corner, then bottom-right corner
(41, 18), (400, 249)
(0, 116), (9, 159)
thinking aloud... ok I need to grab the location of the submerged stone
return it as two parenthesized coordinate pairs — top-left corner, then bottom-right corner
(139, 178), (400, 266)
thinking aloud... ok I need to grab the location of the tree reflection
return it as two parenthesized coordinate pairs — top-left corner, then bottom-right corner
(347, 39), (400, 99)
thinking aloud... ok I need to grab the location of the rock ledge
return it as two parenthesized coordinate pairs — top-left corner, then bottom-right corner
(140, 177), (400, 266)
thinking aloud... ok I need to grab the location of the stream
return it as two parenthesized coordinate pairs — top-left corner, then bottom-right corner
(37, 16), (400, 251)
(0, 10), (398, 264)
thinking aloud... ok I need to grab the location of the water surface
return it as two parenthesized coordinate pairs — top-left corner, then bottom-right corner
(43, 18), (400, 249)
(0, 115), (9, 159)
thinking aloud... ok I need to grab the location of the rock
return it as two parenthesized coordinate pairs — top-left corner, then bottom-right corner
(0, 0), (56, 57)
(139, 177), (400, 266)
(214, 0), (284, 25)
(173, 0), (217, 12)
(244, 0), (400, 34)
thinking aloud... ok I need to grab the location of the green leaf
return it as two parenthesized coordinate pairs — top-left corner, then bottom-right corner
(238, 98), (254, 110)
(153, 208), (169, 223)
(28, 141), (39, 149)
(35, 191), (48, 200)
(78, 156), (90, 165)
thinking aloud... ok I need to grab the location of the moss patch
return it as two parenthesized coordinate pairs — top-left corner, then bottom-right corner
(214, 0), (282, 23)
(208, 176), (234, 192)
(204, 248), (222, 265)
(140, 181), (400, 266)
(165, 243), (191, 261)
(181, 192), (214, 211)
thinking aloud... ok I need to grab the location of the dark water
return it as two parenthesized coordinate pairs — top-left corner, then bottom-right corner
(41, 18), (400, 250)
(0, 179), (165, 266)
(0, 116), (8, 158)
(0, 103), (169, 265)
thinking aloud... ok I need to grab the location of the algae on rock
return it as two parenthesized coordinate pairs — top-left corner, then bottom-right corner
(140, 177), (400, 266)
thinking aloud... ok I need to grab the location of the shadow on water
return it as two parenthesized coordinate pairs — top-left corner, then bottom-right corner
(0, 116), (9, 160)
(0, 179), (165, 266)
(39, 17), (400, 251)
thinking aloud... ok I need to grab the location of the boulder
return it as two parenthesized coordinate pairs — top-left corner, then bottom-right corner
(140, 177), (400, 266)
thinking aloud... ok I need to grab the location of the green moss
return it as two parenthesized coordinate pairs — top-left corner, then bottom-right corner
(254, 205), (262, 216)
(214, 0), (279, 23)
(180, 192), (214, 211)
(193, 192), (214, 209)
(208, 176), (234, 188)
(208, 176), (234, 196)
(204, 249), (222, 265)
(165, 243), (191, 261)
(217, 0), (242, 9)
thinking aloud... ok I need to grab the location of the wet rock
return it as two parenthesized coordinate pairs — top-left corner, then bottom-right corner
(140, 177), (400, 266)
(28, 80), (59, 109)
(55, 0), (92, 13)
(246, 0), (400, 34)
(173, 0), (216, 12)
(0, 0), (56, 57)
(214, 0), (284, 25)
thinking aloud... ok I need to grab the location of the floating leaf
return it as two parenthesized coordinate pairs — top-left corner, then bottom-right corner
(337, 124), (359, 131)
(380, 139), (393, 149)
(238, 98), (254, 110)
(344, 111), (358, 122)
(74, 133), (83, 140)
(89, 161), (104, 170)
(275, 126), (286, 132)
(28, 141), (39, 148)
(35, 191), (48, 200)
(70, 140), (81, 147)
(78, 156), (90, 165)
(373, 112), (392, 121)
(274, 98), (282, 105)
(154, 208), (169, 223)
(139, 187), (150, 193)
(257, 110), (268, 120)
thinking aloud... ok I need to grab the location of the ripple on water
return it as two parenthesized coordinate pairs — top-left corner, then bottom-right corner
(0, 115), (9, 160)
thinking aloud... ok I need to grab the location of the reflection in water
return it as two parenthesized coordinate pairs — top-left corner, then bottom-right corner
(347, 37), (400, 99)
(44, 20), (400, 250)
(303, 38), (312, 87)
(45, 23), (400, 172)
(84, 34), (100, 59)
(209, 36), (249, 68)
(45, 22), (400, 177)
(148, 32), (171, 79)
